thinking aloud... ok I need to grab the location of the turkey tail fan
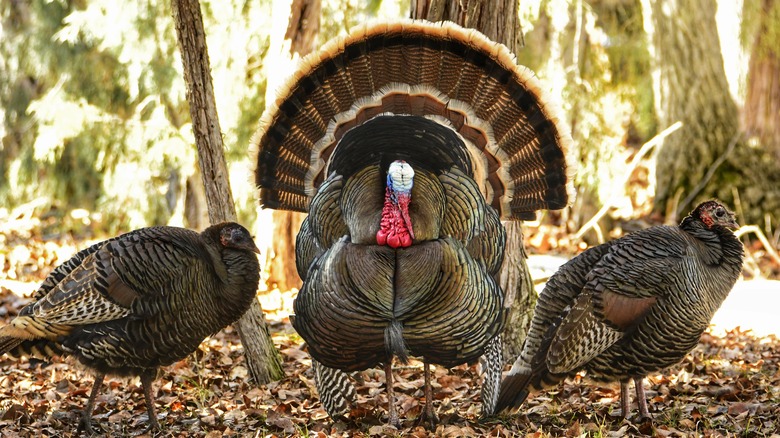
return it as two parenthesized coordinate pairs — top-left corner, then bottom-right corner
(253, 19), (576, 220)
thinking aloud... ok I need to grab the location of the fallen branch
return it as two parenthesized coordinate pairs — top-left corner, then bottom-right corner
(575, 121), (683, 241)
(735, 225), (780, 267)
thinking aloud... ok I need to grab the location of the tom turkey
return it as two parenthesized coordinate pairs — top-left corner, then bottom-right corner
(254, 19), (575, 425)
(0, 223), (260, 431)
(494, 200), (744, 419)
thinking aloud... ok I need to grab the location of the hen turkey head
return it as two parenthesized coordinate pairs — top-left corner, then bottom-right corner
(693, 200), (739, 230)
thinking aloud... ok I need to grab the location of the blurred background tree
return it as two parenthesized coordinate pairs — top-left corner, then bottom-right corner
(0, 0), (270, 234)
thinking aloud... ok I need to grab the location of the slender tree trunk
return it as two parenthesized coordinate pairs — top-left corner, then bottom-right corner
(171, 0), (284, 384)
(264, 0), (321, 293)
(411, 0), (535, 360)
(742, 0), (780, 161)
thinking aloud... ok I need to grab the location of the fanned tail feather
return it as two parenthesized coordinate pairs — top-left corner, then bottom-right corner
(253, 19), (575, 219)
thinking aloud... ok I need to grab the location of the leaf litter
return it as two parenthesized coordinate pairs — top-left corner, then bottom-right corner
(1, 223), (779, 437)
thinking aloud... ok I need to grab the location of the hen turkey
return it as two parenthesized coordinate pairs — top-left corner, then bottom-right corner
(494, 200), (744, 419)
(254, 20), (575, 424)
(0, 223), (260, 431)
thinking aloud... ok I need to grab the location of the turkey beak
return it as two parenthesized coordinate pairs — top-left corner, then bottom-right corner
(250, 241), (261, 254)
(725, 214), (739, 230)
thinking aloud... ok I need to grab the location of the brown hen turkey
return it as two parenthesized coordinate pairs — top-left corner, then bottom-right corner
(253, 20), (575, 425)
(0, 222), (260, 432)
(494, 200), (744, 419)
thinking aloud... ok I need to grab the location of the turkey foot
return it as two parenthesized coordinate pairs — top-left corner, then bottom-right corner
(619, 378), (653, 421)
(418, 362), (439, 428)
(385, 362), (401, 428)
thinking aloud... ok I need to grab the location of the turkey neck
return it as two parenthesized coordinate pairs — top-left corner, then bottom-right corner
(219, 250), (261, 309)
(680, 216), (744, 267)
(200, 239), (260, 322)
(679, 217), (744, 308)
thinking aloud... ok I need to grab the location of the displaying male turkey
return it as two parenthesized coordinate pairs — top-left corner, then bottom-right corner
(0, 222), (260, 432)
(494, 200), (744, 419)
(253, 19), (575, 425)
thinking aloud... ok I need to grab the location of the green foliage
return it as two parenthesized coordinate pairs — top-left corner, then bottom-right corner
(0, 0), (272, 233)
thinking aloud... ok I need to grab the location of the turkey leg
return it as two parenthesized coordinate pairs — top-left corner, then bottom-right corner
(385, 362), (400, 427)
(420, 361), (439, 427)
(78, 372), (105, 433)
(140, 370), (160, 431)
(634, 377), (651, 419)
(619, 379), (631, 418)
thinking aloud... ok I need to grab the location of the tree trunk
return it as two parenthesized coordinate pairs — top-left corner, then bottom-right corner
(411, 0), (535, 359)
(171, 0), (284, 384)
(742, 0), (780, 161)
(643, 0), (739, 219)
(264, 0), (321, 293)
(411, 0), (521, 52)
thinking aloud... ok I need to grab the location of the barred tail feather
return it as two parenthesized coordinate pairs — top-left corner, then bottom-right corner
(313, 360), (356, 419)
(0, 337), (23, 356)
(480, 335), (503, 416)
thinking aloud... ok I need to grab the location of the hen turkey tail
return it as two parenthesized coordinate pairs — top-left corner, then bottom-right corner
(0, 337), (23, 356)
(494, 370), (533, 413)
(254, 19), (575, 220)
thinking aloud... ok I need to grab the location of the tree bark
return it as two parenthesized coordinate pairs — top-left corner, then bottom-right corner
(742, 0), (780, 161)
(171, 0), (284, 384)
(411, 0), (521, 52)
(411, 0), (535, 360)
(264, 0), (321, 293)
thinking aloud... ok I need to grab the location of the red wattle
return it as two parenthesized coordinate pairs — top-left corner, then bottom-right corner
(397, 194), (415, 240)
(376, 229), (388, 245)
(376, 187), (414, 248)
(387, 233), (401, 248)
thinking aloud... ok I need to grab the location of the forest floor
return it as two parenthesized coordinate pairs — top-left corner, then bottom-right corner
(1, 218), (779, 437)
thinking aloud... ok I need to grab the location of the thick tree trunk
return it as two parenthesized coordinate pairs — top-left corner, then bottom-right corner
(643, 0), (739, 219)
(644, 0), (780, 224)
(411, 0), (521, 52)
(171, 0), (284, 384)
(264, 0), (321, 293)
(411, 0), (535, 359)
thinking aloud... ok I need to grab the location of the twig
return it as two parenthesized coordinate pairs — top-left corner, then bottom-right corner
(676, 132), (742, 218)
(735, 225), (780, 267)
(574, 121), (683, 241)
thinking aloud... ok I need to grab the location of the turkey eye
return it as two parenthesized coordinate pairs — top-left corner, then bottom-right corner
(715, 208), (725, 217)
